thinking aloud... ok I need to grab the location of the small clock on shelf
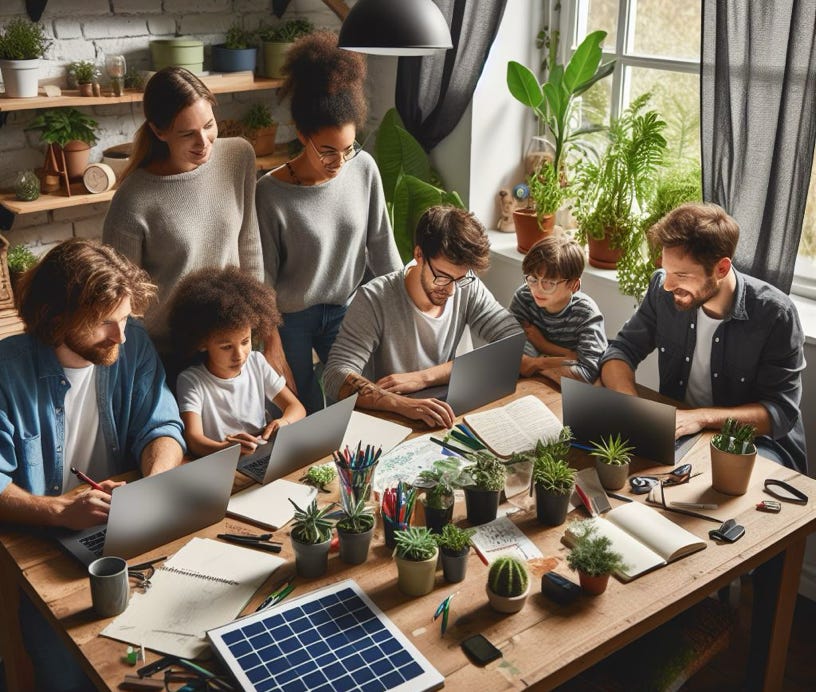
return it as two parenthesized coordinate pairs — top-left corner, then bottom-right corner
(82, 163), (116, 194)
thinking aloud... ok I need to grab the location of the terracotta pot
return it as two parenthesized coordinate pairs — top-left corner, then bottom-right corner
(578, 571), (610, 595)
(710, 441), (756, 496)
(513, 208), (555, 254)
(61, 141), (92, 180)
(78, 82), (93, 97)
(595, 461), (629, 491)
(248, 124), (278, 157)
(486, 580), (531, 613)
(587, 232), (623, 269)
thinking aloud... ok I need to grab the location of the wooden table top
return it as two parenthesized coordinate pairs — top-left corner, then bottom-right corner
(1, 378), (814, 690)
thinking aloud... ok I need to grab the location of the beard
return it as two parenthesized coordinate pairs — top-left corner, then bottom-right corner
(671, 276), (719, 312)
(64, 333), (120, 366)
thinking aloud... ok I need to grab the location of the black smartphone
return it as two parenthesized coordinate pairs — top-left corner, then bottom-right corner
(461, 634), (502, 665)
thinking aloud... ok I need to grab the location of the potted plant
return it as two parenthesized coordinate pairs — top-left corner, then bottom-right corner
(335, 490), (375, 566)
(289, 498), (336, 578)
(212, 23), (258, 73)
(486, 556), (530, 613)
(258, 18), (314, 79)
(150, 36), (204, 73)
(26, 108), (99, 182)
(68, 60), (98, 96)
(241, 103), (278, 157)
(6, 243), (37, 293)
(460, 451), (507, 526)
(506, 30), (614, 176)
(589, 433), (635, 491)
(530, 429), (577, 526)
(416, 458), (460, 533)
(393, 526), (438, 597)
(0, 17), (50, 98)
(513, 160), (566, 253)
(710, 418), (757, 496)
(434, 523), (474, 584)
(565, 521), (625, 595)
(573, 93), (668, 269)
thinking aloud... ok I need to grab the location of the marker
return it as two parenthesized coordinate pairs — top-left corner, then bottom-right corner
(70, 466), (104, 491)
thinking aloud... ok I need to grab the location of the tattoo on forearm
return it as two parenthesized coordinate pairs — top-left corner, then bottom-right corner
(343, 373), (391, 407)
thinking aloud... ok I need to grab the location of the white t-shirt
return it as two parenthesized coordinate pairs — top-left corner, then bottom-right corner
(62, 365), (107, 493)
(176, 351), (286, 441)
(685, 307), (722, 408)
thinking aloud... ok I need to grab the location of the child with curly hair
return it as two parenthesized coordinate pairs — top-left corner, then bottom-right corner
(167, 266), (305, 457)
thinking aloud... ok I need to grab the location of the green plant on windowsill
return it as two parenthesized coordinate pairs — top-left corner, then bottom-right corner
(433, 523), (474, 554)
(26, 108), (98, 147)
(711, 418), (756, 455)
(0, 17), (50, 61)
(589, 433), (634, 467)
(289, 498), (336, 545)
(224, 24), (257, 50)
(393, 526), (437, 561)
(68, 60), (97, 85)
(258, 18), (314, 43)
(527, 160), (566, 223)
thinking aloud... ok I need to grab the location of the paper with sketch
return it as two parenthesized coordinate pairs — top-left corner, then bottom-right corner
(372, 432), (459, 494)
(228, 479), (317, 530)
(464, 395), (562, 457)
(470, 516), (543, 563)
(101, 537), (283, 658)
(341, 411), (412, 455)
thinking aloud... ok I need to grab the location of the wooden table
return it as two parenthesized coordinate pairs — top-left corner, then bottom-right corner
(1, 378), (814, 691)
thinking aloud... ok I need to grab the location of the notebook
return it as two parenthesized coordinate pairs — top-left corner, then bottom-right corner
(407, 331), (526, 415)
(561, 378), (700, 466)
(56, 445), (240, 566)
(237, 394), (357, 484)
(227, 478), (317, 530)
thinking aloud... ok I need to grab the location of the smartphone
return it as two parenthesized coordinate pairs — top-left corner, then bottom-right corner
(461, 634), (502, 665)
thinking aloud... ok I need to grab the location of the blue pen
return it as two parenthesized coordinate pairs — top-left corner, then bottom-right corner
(570, 441), (594, 452)
(455, 423), (479, 440)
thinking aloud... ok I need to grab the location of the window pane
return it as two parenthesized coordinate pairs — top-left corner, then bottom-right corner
(793, 156), (816, 298)
(582, 0), (619, 49)
(630, 0), (701, 60)
(627, 67), (701, 163)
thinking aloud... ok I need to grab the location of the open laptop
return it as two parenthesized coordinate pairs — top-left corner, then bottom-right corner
(561, 378), (700, 466)
(57, 444), (240, 566)
(407, 331), (526, 415)
(237, 393), (357, 484)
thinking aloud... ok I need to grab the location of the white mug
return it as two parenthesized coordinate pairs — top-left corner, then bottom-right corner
(88, 556), (130, 617)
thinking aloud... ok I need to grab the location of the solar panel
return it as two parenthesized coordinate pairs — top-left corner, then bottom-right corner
(208, 579), (444, 692)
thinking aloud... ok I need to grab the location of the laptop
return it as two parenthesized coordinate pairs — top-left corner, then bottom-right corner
(561, 378), (700, 466)
(57, 444), (240, 566)
(407, 331), (526, 415)
(237, 393), (357, 484)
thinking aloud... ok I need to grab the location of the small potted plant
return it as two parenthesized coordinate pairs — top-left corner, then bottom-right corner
(289, 498), (336, 578)
(335, 489), (375, 566)
(0, 17), (50, 98)
(513, 160), (565, 253)
(258, 18), (314, 79)
(68, 60), (98, 96)
(710, 418), (757, 496)
(393, 526), (438, 597)
(26, 108), (99, 181)
(6, 243), (37, 293)
(212, 23), (258, 73)
(416, 458), (459, 533)
(565, 521), (625, 595)
(241, 103), (278, 157)
(301, 463), (336, 493)
(460, 451), (507, 526)
(589, 433), (635, 491)
(486, 556), (530, 613)
(530, 428), (576, 526)
(434, 523), (474, 584)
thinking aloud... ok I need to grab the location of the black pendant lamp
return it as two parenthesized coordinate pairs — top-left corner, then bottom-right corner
(338, 0), (453, 56)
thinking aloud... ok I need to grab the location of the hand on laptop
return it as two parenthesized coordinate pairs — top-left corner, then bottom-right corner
(225, 432), (266, 455)
(261, 418), (289, 440)
(675, 409), (706, 438)
(59, 481), (123, 530)
(394, 396), (455, 429)
(376, 371), (430, 395)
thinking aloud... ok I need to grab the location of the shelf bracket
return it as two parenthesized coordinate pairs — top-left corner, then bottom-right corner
(0, 206), (15, 232)
(26, 0), (48, 22)
(0, 112), (8, 129)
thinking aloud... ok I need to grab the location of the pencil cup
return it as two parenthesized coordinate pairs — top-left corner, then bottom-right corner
(88, 556), (130, 617)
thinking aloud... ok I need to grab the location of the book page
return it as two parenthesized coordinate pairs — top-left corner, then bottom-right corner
(341, 411), (412, 455)
(470, 516), (543, 563)
(607, 501), (707, 562)
(101, 537), (283, 658)
(228, 479), (317, 530)
(465, 395), (562, 457)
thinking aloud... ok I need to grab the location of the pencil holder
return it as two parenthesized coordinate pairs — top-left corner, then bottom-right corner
(334, 442), (381, 507)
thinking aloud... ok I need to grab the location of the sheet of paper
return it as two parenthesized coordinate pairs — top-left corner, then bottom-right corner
(470, 516), (543, 563)
(341, 411), (412, 455)
(228, 479), (317, 530)
(101, 537), (283, 658)
(372, 433), (463, 495)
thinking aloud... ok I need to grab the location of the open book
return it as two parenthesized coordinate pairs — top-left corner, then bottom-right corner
(463, 395), (562, 457)
(563, 501), (707, 582)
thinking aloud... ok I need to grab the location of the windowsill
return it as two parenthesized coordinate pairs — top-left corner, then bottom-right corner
(486, 229), (816, 346)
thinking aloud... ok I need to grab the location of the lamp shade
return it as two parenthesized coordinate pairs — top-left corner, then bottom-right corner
(338, 0), (453, 55)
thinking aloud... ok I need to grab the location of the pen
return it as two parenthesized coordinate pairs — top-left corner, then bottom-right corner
(256, 581), (295, 612)
(129, 556), (168, 571)
(70, 466), (104, 491)
(670, 501), (719, 510)
(429, 437), (470, 456)
(448, 429), (484, 451)
(570, 442), (594, 452)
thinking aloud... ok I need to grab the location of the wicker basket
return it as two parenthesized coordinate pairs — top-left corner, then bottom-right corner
(0, 234), (14, 311)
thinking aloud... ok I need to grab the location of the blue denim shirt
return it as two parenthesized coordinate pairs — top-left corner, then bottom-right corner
(601, 268), (807, 473)
(0, 319), (185, 496)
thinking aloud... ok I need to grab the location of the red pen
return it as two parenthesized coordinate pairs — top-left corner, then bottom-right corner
(70, 466), (104, 491)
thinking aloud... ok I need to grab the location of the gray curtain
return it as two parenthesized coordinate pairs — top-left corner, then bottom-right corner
(395, 0), (508, 152)
(701, 0), (816, 292)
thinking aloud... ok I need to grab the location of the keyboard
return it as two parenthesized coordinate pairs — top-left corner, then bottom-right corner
(238, 454), (269, 483)
(78, 528), (107, 558)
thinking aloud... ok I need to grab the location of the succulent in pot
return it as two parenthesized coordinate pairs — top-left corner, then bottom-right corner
(589, 433), (634, 491)
(335, 489), (375, 566)
(393, 526), (439, 597)
(289, 498), (336, 578)
(486, 556), (531, 613)
(710, 418), (757, 496)
(416, 458), (459, 533)
(434, 523), (475, 583)
(459, 451), (507, 525)
(530, 428), (576, 526)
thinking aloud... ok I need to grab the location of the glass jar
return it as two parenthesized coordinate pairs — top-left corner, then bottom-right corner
(105, 54), (127, 96)
(14, 170), (40, 201)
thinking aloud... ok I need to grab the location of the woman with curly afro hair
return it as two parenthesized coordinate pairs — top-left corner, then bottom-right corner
(167, 266), (305, 458)
(257, 30), (401, 413)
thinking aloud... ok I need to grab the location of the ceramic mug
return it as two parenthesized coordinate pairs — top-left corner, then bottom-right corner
(88, 556), (130, 617)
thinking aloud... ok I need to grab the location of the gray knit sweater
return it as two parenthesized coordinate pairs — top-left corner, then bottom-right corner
(256, 150), (402, 313)
(102, 137), (263, 344)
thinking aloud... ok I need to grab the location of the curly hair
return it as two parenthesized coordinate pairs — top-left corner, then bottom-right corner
(166, 266), (282, 360)
(279, 30), (367, 135)
(414, 206), (491, 272)
(16, 238), (156, 348)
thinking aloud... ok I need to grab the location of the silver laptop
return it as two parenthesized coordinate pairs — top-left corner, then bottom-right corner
(561, 378), (700, 466)
(237, 393), (357, 484)
(57, 444), (240, 566)
(407, 331), (526, 415)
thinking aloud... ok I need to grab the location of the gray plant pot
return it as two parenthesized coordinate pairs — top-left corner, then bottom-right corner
(440, 547), (469, 583)
(292, 535), (331, 579)
(595, 460), (629, 491)
(337, 526), (373, 565)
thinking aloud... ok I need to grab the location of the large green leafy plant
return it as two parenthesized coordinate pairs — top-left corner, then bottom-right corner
(26, 108), (98, 147)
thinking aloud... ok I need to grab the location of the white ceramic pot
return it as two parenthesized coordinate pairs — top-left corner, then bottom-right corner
(486, 580), (531, 614)
(0, 58), (40, 98)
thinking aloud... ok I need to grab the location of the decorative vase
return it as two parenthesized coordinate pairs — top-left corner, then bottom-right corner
(587, 232), (623, 269)
(513, 208), (555, 254)
(61, 141), (92, 180)
(212, 45), (258, 73)
(337, 526), (373, 566)
(595, 461), (629, 491)
(292, 536), (331, 578)
(395, 548), (438, 597)
(14, 170), (40, 201)
(440, 547), (469, 583)
(710, 441), (756, 496)
(0, 58), (40, 98)
(486, 581), (531, 614)
(463, 487), (500, 526)
(534, 484), (572, 526)
(262, 41), (292, 78)
(578, 571), (610, 595)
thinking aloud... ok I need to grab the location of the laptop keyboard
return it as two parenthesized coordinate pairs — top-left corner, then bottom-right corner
(79, 528), (107, 557)
(240, 455), (268, 482)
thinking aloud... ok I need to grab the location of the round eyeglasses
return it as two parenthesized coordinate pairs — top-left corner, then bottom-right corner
(308, 138), (362, 168)
(426, 257), (475, 288)
(524, 275), (569, 294)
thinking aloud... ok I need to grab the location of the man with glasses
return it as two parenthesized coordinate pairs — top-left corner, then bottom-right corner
(323, 206), (522, 428)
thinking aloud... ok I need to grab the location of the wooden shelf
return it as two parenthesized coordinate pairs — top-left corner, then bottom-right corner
(1, 185), (116, 215)
(0, 72), (283, 113)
